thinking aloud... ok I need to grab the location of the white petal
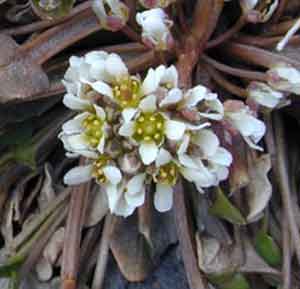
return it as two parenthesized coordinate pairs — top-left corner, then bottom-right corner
(193, 129), (219, 157)
(126, 173), (146, 195)
(122, 108), (137, 122)
(103, 166), (122, 185)
(178, 154), (199, 169)
(118, 122), (134, 137)
(125, 187), (145, 207)
(177, 134), (190, 155)
(141, 68), (158, 96)
(156, 148), (172, 167)
(97, 135), (105, 154)
(159, 65), (178, 88)
(184, 85), (207, 107)
(90, 81), (114, 98)
(154, 184), (173, 212)
(159, 88), (182, 107)
(139, 94), (157, 112)
(105, 54), (128, 80)
(209, 147), (233, 166)
(63, 93), (91, 110)
(62, 113), (88, 134)
(64, 165), (93, 185)
(139, 141), (158, 165)
(105, 184), (122, 212)
(165, 119), (185, 140)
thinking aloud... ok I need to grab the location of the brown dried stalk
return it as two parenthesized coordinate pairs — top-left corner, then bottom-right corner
(273, 112), (300, 265)
(91, 214), (118, 289)
(61, 181), (91, 289)
(174, 179), (207, 289)
(223, 42), (300, 68)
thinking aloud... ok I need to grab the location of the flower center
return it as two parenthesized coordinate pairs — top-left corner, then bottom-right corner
(92, 155), (110, 183)
(155, 162), (178, 186)
(133, 112), (165, 144)
(82, 114), (104, 148)
(113, 77), (142, 109)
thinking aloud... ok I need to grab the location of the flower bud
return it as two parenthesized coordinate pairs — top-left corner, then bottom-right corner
(92, 0), (129, 31)
(247, 82), (283, 109)
(118, 152), (142, 174)
(267, 63), (300, 95)
(136, 8), (174, 51)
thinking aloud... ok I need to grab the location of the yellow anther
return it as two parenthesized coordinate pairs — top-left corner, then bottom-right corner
(161, 171), (168, 178)
(170, 168), (176, 176)
(156, 122), (163, 129)
(150, 116), (156, 121)
(93, 120), (100, 126)
(132, 94), (138, 99)
(137, 128), (143, 135)
(154, 133), (161, 140)
(144, 136), (151, 141)
(138, 116), (144, 122)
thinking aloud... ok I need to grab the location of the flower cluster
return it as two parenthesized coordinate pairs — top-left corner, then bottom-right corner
(59, 51), (266, 217)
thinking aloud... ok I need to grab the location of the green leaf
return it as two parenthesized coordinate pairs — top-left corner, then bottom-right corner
(13, 143), (36, 170)
(209, 187), (246, 225)
(255, 231), (282, 267)
(209, 273), (250, 289)
(0, 255), (24, 278)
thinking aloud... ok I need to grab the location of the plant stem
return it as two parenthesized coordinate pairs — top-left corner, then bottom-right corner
(273, 112), (300, 265)
(174, 179), (207, 289)
(223, 42), (300, 68)
(202, 54), (267, 81)
(91, 214), (117, 289)
(62, 180), (91, 289)
(204, 63), (248, 98)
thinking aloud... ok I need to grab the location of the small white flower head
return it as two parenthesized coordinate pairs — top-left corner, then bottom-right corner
(139, 0), (176, 8)
(136, 8), (174, 51)
(92, 0), (129, 31)
(247, 82), (284, 109)
(224, 100), (266, 151)
(240, 0), (278, 23)
(119, 94), (186, 165)
(64, 155), (122, 187)
(59, 105), (108, 158)
(84, 53), (161, 119)
(160, 84), (224, 120)
(267, 63), (300, 95)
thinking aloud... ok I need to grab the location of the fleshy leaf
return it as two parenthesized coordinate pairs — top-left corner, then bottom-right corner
(255, 231), (282, 267)
(209, 188), (246, 225)
(208, 273), (250, 289)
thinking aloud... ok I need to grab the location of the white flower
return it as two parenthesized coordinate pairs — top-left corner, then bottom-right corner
(247, 82), (284, 108)
(59, 104), (108, 158)
(160, 84), (224, 120)
(92, 0), (129, 31)
(224, 101), (266, 151)
(177, 130), (232, 189)
(136, 8), (174, 51)
(106, 173), (146, 217)
(239, 0), (278, 22)
(267, 63), (300, 95)
(139, 0), (176, 8)
(119, 94), (186, 165)
(83, 52), (160, 119)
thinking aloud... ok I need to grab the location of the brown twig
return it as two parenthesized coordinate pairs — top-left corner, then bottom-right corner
(61, 180), (91, 289)
(204, 63), (248, 98)
(91, 214), (117, 289)
(282, 213), (291, 289)
(174, 179), (207, 289)
(201, 54), (267, 81)
(273, 112), (300, 265)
